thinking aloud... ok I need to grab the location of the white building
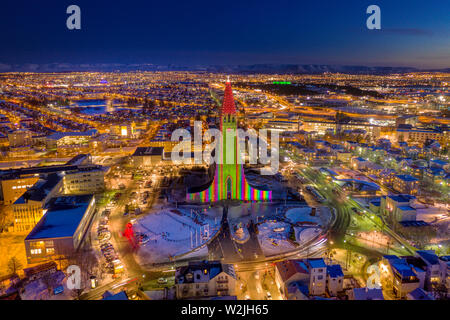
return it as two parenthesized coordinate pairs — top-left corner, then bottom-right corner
(175, 261), (236, 299)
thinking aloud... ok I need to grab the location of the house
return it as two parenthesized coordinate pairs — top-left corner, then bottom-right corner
(406, 287), (434, 300)
(326, 264), (344, 296)
(438, 255), (450, 293)
(380, 194), (417, 222)
(423, 167), (446, 184)
(175, 261), (236, 299)
(393, 174), (419, 195)
(380, 255), (425, 298)
(102, 291), (129, 300)
(285, 282), (310, 300)
(275, 258), (328, 299)
(416, 250), (441, 290)
(350, 157), (369, 170)
(347, 287), (384, 300)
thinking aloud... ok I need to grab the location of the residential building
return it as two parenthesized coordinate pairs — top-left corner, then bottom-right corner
(275, 258), (328, 298)
(416, 250), (441, 290)
(438, 256), (450, 293)
(393, 174), (419, 195)
(406, 287), (434, 300)
(380, 255), (425, 298)
(8, 129), (32, 147)
(380, 194), (417, 222)
(347, 288), (384, 300)
(326, 264), (344, 296)
(175, 261), (236, 299)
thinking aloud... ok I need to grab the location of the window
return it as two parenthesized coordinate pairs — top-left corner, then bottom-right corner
(46, 248), (55, 254)
(31, 249), (42, 255)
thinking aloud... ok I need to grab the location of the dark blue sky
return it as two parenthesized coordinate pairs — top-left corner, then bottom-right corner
(1, 0), (449, 68)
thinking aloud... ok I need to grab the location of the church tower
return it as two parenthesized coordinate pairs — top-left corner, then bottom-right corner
(186, 80), (272, 202)
(219, 80), (241, 199)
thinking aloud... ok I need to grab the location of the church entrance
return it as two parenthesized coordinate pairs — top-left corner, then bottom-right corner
(226, 177), (232, 200)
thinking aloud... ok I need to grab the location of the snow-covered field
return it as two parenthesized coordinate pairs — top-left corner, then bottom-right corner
(134, 207), (221, 264)
(257, 221), (297, 256)
(257, 206), (328, 256)
(285, 207), (331, 227)
(295, 227), (322, 243)
(415, 206), (448, 223)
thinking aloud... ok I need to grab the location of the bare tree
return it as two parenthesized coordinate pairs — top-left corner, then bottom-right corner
(7, 257), (23, 275)
(0, 205), (13, 232)
(67, 249), (98, 300)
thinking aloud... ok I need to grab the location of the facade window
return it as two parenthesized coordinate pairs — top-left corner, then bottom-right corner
(31, 249), (42, 255)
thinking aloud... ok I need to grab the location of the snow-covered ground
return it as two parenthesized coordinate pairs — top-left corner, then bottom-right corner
(134, 207), (221, 264)
(256, 206), (329, 257)
(295, 227), (322, 243)
(285, 207), (331, 227)
(414, 205), (448, 223)
(228, 203), (279, 223)
(257, 221), (297, 256)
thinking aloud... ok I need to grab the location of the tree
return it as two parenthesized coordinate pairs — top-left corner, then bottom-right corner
(67, 249), (98, 300)
(7, 257), (23, 275)
(432, 283), (448, 300)
(0, 206), (13, 232)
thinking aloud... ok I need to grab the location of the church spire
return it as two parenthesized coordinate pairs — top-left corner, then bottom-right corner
(221, 80), (236, 115)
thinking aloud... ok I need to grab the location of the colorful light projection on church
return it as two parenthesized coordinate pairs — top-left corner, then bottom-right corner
(186, 80), (273, 203)
(186, 165), (272, 202)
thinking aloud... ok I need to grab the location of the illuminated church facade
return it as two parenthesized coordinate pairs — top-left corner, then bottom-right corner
(186, 81), (273, 202)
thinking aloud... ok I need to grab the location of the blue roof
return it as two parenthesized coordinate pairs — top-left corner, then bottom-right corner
(102, 291), (128, 300)
(327, 264), (344, 278)
(395, 174), (419, 182)
(388, 194), (416, 203)
(408, 288), (433, 300)
(417, 250), (439, 265)
(306, 258), (326, 269)
(391, 262), (416, 278)
(400, 220), (429, 227)
(25, 195), (94, 240)
(370, 200), (381, 206)
(398, 206), (415, 211)
(430, 159), (447, 166)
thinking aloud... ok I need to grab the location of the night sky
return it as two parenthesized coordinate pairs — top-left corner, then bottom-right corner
(1, 0), (449, 68)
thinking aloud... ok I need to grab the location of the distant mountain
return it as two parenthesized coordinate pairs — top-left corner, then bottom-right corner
(205, 64), (425, 75)
(0, 63), (447, 74)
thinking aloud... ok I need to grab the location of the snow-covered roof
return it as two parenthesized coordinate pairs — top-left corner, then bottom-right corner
(25, 195), (94, 240)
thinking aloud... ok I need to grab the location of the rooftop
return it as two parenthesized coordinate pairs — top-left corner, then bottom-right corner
(395, 174), (419, 182)
(132, 146), (164, 157)
(327, 264), (344, 278)
(25, 194), (94, 240)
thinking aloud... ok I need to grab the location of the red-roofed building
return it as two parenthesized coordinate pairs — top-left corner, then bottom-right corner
(275, 259), (327, 298)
